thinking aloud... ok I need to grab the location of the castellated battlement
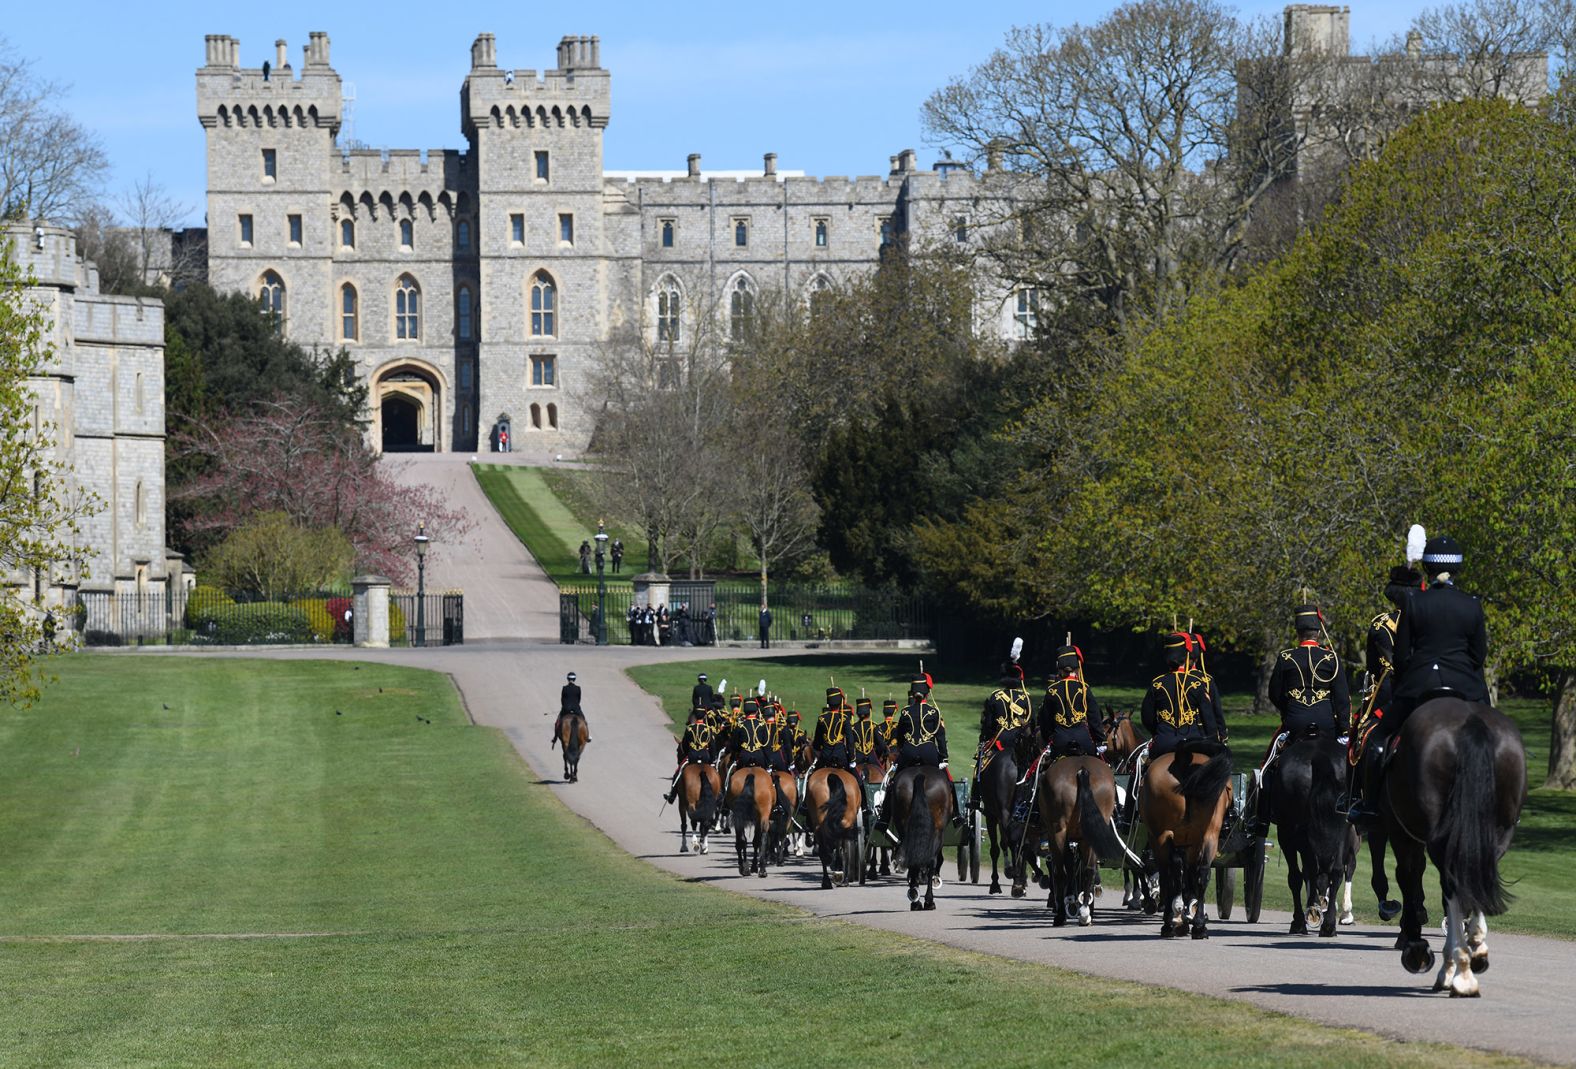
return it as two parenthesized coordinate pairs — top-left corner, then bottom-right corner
(462, 34), (610, 137)
(337, 148), (471, 184)
(197, 33), (341, 131)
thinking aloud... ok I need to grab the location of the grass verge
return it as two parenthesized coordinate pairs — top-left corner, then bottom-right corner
(0, 655), (1547, 1068)
(473, 464), (645, 585)
(628, 653), (1575, 939)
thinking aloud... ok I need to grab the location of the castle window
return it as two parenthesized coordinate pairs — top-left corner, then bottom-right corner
(546, 403), (558, 430)
(813, 219), (828, 247)
(1013, 287), (1040, 337)
(135, 371), (145, 415)
(734, 218), (749, 247)
(535, 151), (550, 182)
(462, 402), (473, 435)
(559, 213), (574, 245)
(457, 285), (474, 340)
(457, 220), (471, 250)
(879, 216), (894, 246)
(259, 271), (285, 325)
(341, 219), (355, 248)
(135, 481), (146, 528)
(531, 355), (556, 387)
(395, 275), (420, 339)
(239, 214), (254, 246)
(530, 402), (542, 430)
(341, 283), (358, 341)
(288, 214), (302, 246)
(262, 148), (277, 180)
(656, 280), (681, 343)
(808, 274), (833, 320)
(954, 216), (968, 243)
(511, 213), (525, 244)
(460, 361), (473, 390)
(531, 272), (556, 337)
(660, 219), (675, 248)
(399, 219), (413, 250)
(729, 276), (755, 341)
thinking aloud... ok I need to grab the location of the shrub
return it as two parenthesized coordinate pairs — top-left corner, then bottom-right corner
(389, 599), (408, 646)
(203, 512), (354, 602)
(327, 597), (353, 642)
(189, 602), (313, 645)
(184, 585), (235, 628)
(290, 598), (335, 643)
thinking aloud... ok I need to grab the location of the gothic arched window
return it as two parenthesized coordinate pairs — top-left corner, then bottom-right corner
(530, 272), (556, 337)
(729, 276), (755, 341)
(259, 271), (285, 325)
(656, 278), (681, 343)
(457, 285), (474, 340)
(395, 275), (420, 340)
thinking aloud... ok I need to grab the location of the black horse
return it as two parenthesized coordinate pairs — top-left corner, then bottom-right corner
(1382, 697), (1526, 996)
(1271, 732), (1354, 937)
(977, 734), (1029, 896)
(890, 765), (952, 912)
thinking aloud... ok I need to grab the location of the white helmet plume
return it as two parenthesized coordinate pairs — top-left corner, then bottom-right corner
(1009, 637), (1024, 664)
(757, 678), (767, 697)
(718, 678), (727, 695)
(1406, 524), (1427, 565)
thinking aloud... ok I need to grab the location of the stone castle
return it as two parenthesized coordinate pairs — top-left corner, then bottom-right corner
(4, 223), (178, 613)
(197, 32), (1016, 455)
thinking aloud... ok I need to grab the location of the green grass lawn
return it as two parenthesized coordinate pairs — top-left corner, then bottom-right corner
(472, 464), (646, 585)
(628, 654), (1576, 939)
(0, 655), (1546, 1069)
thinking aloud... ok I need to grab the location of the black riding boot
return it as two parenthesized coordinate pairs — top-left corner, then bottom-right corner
(1346, 740), (1386, 825)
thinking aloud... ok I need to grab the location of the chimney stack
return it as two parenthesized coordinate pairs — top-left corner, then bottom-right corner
(275, 39), (289, 70)
(687, 153), (702, 178)
(763, 153), (777, 177)
(471, 33), (497, 70)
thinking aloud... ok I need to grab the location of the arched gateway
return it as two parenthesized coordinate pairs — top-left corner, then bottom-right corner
(373, 361), (446, 454)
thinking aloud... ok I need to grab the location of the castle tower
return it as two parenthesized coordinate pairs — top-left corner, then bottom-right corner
(462, 35), (615, 445)
(198, 33), (342, 343)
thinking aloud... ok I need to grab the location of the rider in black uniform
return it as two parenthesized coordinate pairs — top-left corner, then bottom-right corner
(1040, 645), (1104, 758)
(850, 698), (889, 773)
(812, 687), (855, 772)
(1141, 634), (1225, 756)
(979, 662), (1034, 762)
(664, 708), (716, 803)
(730, 700), (772, 770)
(1253, 605), (1348, 835)
(553, 671), (589, 745)
(876, 676), (961, 833)
(691, 673), (714, 713)
(1349, 536), (1489, 822)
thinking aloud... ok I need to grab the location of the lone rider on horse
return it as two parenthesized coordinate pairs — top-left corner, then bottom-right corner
(1040, 645), (1105, 759)
(1141, 633), (1227, 757)
(876, 676), (962, 833)
(664, 707), (716, 803)
(1253, 604), (1349, 835)
(1348, 534), (1489, 823)
(553, 671), (590, 746)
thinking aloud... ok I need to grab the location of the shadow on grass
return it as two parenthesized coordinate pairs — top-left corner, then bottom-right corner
(1232, 982), (1435, 999)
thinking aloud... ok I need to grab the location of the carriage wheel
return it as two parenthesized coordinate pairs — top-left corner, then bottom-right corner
(1216, 865), (1237, 920)
(968, 821), (982, 885)
(854, 819), (867, 886)
(1244, 842), (1267, 924)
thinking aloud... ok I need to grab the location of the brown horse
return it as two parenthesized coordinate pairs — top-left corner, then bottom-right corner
(554, 713), (588, 782)
(1103, 710), (1146, 769)
(1037, 757), (1126, 926)
(888, 765), (953, 911)
(1381, 698), (1526, 996)
(728, 767), (774, 878)
(856, 757), (893, 877)
(805, 768), (862, 888)
(677, 761), (722, 855)
(770, 769), (799, 864)
(1141, 745), (1234, 939)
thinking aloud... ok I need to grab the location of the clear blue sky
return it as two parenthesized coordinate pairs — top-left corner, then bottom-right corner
(8, 0), (1423, 228)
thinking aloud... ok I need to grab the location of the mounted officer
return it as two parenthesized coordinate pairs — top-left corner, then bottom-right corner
(1362, 566), (1423, 732)
(1188, 631), (1225, 744)
(880, 699), (899, 748)
(1348, 535), (1489, 822)
(763, 705), (791, 773)
(1141, 633), (1225, 756)
(784, 708), (809, 769)
(1040, 645), (1104, 758)
(812, 687), (855, 772)
(730, 699), (773, 770)
(876, 676), (960, 834)
(664, 707), (716, 803)
(979, 662), (1034, 762)
(1253, 605), (1349, 835)
(691, 673), (714, 713)
(850, 697), (889, 773)
(552, 671), (589, 746)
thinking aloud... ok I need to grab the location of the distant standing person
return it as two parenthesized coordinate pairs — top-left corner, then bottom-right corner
(611, 538), (624, 573)
(758, 606), (773, 650)
(578, 540), (592, 575)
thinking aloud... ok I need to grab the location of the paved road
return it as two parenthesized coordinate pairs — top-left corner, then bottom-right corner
(381, 454), (559, 642)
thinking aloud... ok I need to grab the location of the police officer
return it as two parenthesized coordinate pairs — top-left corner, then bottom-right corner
(850, 697), (889, 773)
(730, 699), (773, 769)
(813, 687), (855, 771)
(691, 673), (714, 712)
(1269, 605), (1350, 738)
(1141, 633), (1225, 756)
(664, 708), (716, 803)
(553, 671), (589, 745)
(1040, 646), (1104, 758)
(1349, 535), (1488, 822)
(979, 662), (1034, 759)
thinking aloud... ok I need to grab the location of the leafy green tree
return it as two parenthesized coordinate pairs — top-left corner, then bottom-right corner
(203, 511), (354, 602)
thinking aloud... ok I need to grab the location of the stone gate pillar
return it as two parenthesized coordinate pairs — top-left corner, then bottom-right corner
(352, 575), (391, 647)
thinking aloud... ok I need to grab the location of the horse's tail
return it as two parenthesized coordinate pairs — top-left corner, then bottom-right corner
(564, 716), (584, 763)
(818, 775), (848, 855)
(1433, 715), (1512, 917)
(1076, 766), (1124, 863)
(733, 773), (758, 830)
(771, 776), (790, 835)
(901, 771), (940, 872)
(1176, 748), (1233, 824)
(696, 766), (717, 829)
(1307, 744), (1346, 868)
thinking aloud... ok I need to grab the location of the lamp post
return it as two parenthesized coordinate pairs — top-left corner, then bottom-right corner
(594, 520), (609, 646)
(414, 522), (429, 648)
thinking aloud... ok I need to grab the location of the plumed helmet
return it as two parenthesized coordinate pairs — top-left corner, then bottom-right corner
(855, 697), (873, 717)
(1163, 631), (1192, 668)
(909, 677), (932, 698)
(1422, 535), (1464, 574)
(742, 699), (759, 715)
(698, 673), (707, 682)
(882, 699), (898, 715)
(1294, 604), (1323, 633)
(825, 686), (845, 706)
(1054, 645), (1082, 674)
(1385, 565), (1422, 607)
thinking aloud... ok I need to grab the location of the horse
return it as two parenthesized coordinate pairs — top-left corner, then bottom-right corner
(1103, 710), (1146, 768)
(769, 769), (799, 865)
(1270, 732), (1355, 937)
(887, 765), (953, 911)
(554, 713), (588, 782)
(856, 757), (893, 877)
(1380, 697), (1526, 997)
(676, 761), (721, 855)
(1364, 825), (1405, 926)
(977, 731), (1030, 896)
(728, 767), (775, 878)
(805, 768), (862, 888)
(1141, 743), (1234, 939)
(1037, 756), (1126, 926)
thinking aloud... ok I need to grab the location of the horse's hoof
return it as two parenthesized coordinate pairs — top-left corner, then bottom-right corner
(990, 883), (1002, 895)
(1378, 899), (1402, 922)
(1402, 940), (1435, 974)
(1160, 925), (1177, 938)
(1078, 910), (1092, 927)
(1191, 925), (1209, 940)
(1053, 914), (1067, 928)
(1319, 925), (1338, 939)
(1038, 875), (1050, 890)
(923, 900), (936, 911)
(1471, 952), (1490, 975)
(910, 901), (923, 912)
(907, 887), (919, 903)
(821, 878), (833, 890)
(1339, 911), (1355, 926)
(1290, 920), (1307, 935)
(738, 865), (748, 877)
(1010, 886), (1025, 899)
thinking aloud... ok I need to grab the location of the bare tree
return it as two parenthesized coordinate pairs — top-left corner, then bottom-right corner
(117, 173), (197, 288)
(727, 400), (820, 612)
(1410, 0), (1554, 101)
(0, 38), (108, 222)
